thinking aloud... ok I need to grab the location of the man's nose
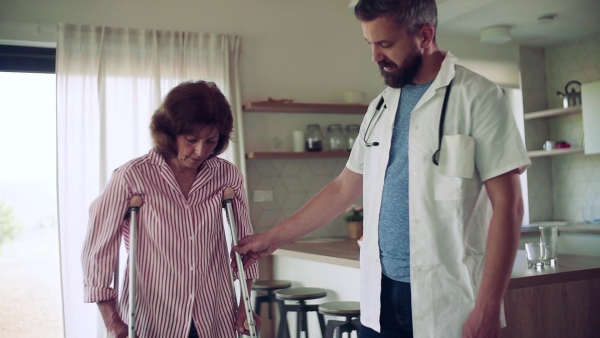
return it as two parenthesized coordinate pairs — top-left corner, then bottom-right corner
(371, 45), (384, 63)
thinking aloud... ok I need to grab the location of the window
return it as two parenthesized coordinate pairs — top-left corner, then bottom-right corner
(0, 45), (63, 337)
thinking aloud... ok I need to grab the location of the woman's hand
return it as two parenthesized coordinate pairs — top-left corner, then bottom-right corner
(234, 304), (262, 335)
(106, 320), (129, 338)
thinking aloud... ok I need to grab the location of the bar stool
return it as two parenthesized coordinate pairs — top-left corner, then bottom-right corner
(275, 287), (327, 338)
(253, 279), (292, 319)
(318, 301), (360, 338)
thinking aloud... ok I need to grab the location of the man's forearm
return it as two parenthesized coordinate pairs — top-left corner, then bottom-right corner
(475, 204), (522, 312)
(475, 170), (524, 314)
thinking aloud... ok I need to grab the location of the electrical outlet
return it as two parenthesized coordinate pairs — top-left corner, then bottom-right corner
(253, 190), (274, 202)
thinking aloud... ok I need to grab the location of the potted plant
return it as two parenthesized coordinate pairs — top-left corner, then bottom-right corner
(344, 204), (363, 239)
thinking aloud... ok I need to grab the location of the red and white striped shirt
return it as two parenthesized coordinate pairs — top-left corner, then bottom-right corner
(82, 148), (258, 338)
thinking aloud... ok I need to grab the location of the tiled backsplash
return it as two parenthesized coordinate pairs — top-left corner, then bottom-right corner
(245, 158), (356, 238)
(523, 31), (600, 222)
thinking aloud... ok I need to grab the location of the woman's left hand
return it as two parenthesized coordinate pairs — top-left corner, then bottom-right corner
(235, 304), (262, 335)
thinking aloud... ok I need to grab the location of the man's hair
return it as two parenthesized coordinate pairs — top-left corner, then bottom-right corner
(354, 0), (438, 36)
(150, 80), (233, 159)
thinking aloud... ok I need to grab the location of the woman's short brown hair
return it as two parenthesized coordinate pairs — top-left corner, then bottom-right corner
(150, 80), (233, 159)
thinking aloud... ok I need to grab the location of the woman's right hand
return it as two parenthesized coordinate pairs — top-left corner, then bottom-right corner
(106, 321), (129, 338)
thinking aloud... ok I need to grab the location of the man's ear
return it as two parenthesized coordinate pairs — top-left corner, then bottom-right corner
(419, 24), (436, 49)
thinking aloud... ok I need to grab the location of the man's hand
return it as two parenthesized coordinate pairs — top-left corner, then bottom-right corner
(461, 306), (500, 338)
(232, 233), (278, 269)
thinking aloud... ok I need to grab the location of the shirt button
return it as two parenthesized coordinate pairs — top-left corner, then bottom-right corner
(190, 265), (194, 271)
(189, 294), (194, 299)
(189, 236), (193, 241)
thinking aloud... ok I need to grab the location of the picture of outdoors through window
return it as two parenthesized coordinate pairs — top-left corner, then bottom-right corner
(0, 72), (64, 337)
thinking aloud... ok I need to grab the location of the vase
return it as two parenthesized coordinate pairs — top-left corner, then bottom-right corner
(346, 221), (363, 239)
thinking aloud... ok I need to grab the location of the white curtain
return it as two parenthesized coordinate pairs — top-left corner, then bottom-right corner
(56, 23), (246, 338)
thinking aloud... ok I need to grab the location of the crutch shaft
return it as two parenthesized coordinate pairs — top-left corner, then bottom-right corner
(128, 195), (143, 338)
(222, 187), (257, 338)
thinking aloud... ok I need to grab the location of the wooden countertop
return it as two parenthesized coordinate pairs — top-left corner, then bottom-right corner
(274, 238), (600, 288)
(521, 222), (600, 235)
(509, 250), (600, 288)
(274, 238), (360, 268)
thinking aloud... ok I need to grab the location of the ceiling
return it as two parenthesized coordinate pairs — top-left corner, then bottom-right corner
(436, 0), (600, 46)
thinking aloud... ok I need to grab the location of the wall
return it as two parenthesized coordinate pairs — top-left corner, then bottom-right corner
(547, 31), (600, 221)
(521, 31), (600, 223)
(0, 0), (521, 235)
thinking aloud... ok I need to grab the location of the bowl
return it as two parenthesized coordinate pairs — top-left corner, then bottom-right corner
(343, 90), (366, 104)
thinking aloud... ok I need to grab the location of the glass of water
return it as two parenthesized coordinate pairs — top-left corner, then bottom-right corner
(525, 242), (546, 270)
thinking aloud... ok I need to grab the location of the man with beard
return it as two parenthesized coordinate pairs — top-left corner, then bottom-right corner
(233, 1), (530, 337)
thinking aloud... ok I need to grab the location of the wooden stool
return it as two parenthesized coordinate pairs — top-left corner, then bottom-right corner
(275, 287), (327, 338)
(253, 279), (292, 319)
(318, 301), (360, 338)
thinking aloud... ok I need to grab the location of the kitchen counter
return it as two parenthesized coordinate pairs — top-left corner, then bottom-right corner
(521, 222), (600, 235)
(274, 237), (600, 338)
(275, 238), (600, 287)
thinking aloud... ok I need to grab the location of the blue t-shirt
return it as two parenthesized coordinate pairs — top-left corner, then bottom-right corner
(379, 81), (433, 282)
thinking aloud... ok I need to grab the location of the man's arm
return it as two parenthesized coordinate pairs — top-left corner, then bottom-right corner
(234, 167), (363, 265)
(462, 168), (524, 338)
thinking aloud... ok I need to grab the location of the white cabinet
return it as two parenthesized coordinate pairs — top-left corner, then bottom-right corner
(582, 81), (600, 155)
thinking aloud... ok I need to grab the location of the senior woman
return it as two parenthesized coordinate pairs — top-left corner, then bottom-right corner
(81, 80), (260, 338)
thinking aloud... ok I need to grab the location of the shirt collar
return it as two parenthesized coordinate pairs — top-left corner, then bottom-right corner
(148, 147), (220, 169)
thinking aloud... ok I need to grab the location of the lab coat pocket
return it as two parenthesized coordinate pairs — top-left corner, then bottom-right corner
(438, 134), (475, 179)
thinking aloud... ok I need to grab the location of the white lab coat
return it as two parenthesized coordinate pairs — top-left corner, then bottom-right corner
(346, 52), (531, 337)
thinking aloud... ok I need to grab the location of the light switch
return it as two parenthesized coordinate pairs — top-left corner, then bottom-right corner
(253, 190), (274, 202)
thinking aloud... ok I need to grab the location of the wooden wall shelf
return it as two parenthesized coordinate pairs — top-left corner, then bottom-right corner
(524, 106), (581, 120)
(528, 148), (584, 158)
(243, 101), (368, 114)
(246, 151), (350, 159)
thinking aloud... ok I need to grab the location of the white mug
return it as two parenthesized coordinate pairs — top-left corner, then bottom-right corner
(543, 140), (554, 150)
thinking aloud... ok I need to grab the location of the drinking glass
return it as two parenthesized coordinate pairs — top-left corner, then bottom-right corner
(539, 226), (558, 266)
(525, 242), (545, 269)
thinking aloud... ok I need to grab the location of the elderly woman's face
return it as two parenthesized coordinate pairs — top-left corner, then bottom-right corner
(174, 125), (219, 170)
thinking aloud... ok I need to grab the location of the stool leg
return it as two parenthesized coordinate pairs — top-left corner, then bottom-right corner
(277, 300), (290, 338)
(297, 300), (307, 338)
(324, 321), (337, 338)
(317, 312), (326, 337)
(267, 291), (275, 319)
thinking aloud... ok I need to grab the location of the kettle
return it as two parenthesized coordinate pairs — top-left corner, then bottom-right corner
(556, 80), (581, 108)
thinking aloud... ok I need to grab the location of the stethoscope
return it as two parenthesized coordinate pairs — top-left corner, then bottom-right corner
(363, 80), (453, 166)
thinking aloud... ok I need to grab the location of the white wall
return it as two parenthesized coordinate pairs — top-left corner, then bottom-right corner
(0, 0), (520, 106)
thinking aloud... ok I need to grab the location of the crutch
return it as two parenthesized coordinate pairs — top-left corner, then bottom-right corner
(118, 195), (143, 338)
(222, 187), (258, 338)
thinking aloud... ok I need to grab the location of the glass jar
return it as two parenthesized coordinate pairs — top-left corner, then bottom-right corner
(305, 124), (323, 152)
(345, 124), (360, 151)
(325, 124), (345, 151)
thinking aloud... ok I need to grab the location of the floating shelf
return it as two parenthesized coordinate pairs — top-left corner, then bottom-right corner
(527, 148), (584, 157)
(242, 101), (368, 114)
(524, 106), (582, 120)
(246, 151), (350, 159)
